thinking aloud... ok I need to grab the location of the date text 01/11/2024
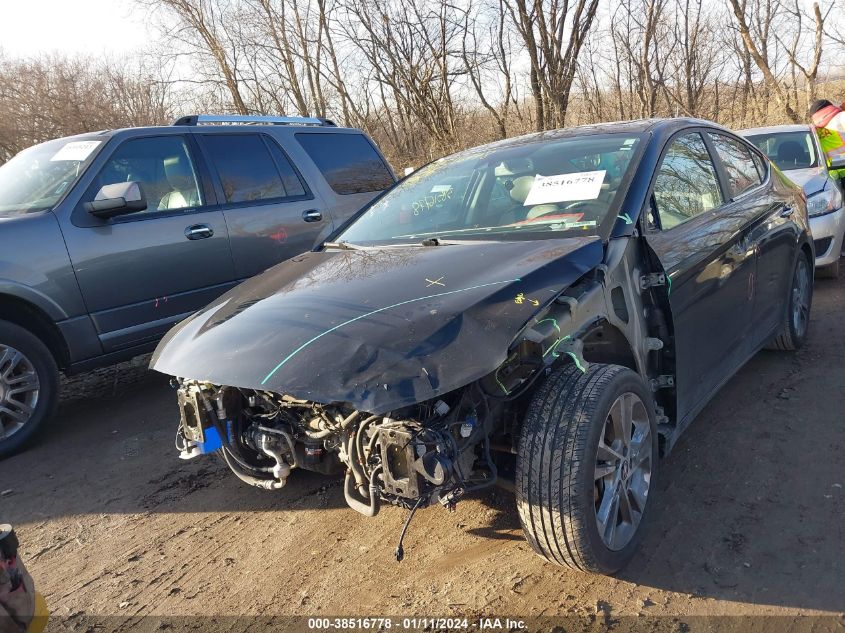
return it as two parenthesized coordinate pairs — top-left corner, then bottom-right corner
(306, 617), (527, 630)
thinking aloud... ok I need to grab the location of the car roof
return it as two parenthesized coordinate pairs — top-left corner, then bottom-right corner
(739, 124), (813, 135)
(75, 122), (365, 140)
(442, 117), (731, 161)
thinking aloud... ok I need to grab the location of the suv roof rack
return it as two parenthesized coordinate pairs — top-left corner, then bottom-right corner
(172, 114), (337, 127)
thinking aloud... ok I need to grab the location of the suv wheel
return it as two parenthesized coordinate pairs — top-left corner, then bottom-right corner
(768, 253), (813, 351)
(516, 363), (658, 574)
(0, 321), (58, 459)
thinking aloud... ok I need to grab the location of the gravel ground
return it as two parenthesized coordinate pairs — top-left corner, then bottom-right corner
(1, 275), (844, 632)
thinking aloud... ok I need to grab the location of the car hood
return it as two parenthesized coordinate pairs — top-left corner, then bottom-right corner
(783, 167), (828, 196)
(0, 208), (40, 220)
(151, 237), (604, 413)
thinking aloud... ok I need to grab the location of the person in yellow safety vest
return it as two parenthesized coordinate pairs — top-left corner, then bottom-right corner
(809, 99), (845, 180)
(0, 526), (47, 633)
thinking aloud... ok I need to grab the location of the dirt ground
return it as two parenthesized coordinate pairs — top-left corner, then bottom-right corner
(2, 275), (845, 632)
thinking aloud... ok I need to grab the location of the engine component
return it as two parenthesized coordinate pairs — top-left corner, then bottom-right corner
(303, 439), (324, 466)
(176, 383), (223, 459)
(172, 378), (502, 560)
(377, 424), (452, 499)
(258, 434), (291, 484)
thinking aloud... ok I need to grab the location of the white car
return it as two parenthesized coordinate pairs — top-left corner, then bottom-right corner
(742, 124), (845, 278)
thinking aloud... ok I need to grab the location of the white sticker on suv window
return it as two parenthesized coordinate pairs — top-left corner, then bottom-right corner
(50, 140), (101, 162)
(523, 170), (606, 206)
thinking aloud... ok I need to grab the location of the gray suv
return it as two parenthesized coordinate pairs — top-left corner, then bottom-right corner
(0, 115), (395, 457)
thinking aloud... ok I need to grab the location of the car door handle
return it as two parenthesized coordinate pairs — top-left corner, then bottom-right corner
(302, 209), (323, 223)
(779, 206), (794, 218)
(185, 224), (214, 240)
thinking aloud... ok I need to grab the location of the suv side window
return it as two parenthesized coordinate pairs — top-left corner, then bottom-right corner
(203, 134), (306, 203)
(653, 132), (723, 231)
(265, 138), (307, 198)
(86, 136), (203, 214)
(708, 132), (763, 199)
(296, 132), (394, 195)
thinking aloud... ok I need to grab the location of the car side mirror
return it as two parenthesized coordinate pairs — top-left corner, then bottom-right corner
(84, 181), (147, 219)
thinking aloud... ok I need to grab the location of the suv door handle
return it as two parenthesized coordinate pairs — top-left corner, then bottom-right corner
(302, 209), (323, 223)
(779, 205), (794, 218)
(185, 224), (214, 240)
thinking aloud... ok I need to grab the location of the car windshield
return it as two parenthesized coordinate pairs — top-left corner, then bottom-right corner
(337, 133), (643, 245)
(745, 131), (818, 171)
(0, 136), (105, 213)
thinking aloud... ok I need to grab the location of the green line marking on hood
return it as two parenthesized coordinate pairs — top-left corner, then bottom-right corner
(618, 213), (633, 225)
(260, 277), (522, 385)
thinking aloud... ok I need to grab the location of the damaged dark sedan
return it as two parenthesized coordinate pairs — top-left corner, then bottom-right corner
(151, 118), (812, 574)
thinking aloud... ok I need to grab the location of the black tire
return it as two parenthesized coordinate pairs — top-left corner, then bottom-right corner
(769, 252), (813, 351)
(815, 257), (839, 280)
(516, 363), (658, 574)
(0, 321), (59, 459)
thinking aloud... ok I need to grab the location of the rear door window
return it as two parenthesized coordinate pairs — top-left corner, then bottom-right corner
(203, 134), (307, 203)
(708, 133), (763, 199)
(296, 132), (394, 195)
(750, 151), (767, 181)
(653, 132), (723, 230)
(266, 139), (307, 197)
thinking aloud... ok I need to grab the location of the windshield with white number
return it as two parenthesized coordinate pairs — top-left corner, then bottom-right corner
(0, 136), (105, 213)
(338, 134), (643, 244)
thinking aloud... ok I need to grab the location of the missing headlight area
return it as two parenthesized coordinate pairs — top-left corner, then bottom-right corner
(177, 383), (502, 501)
(175, 380), (512, 559)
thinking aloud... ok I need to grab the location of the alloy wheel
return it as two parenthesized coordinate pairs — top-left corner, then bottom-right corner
(594, 392), (652, 551)
(792, 257), (811, 339)
(0, 344), (40, 440)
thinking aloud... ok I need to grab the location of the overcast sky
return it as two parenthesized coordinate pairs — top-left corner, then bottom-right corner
(0, 0), (150, 57)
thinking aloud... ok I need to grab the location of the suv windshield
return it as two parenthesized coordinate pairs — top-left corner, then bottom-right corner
(745, 131), (818, 171)
(0, 136), (105, 213)
(337, 133), (643, 245)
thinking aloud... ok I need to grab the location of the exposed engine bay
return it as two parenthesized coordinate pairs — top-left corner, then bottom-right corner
(175, 380), (510, 557)
(160, 228), (677, 564)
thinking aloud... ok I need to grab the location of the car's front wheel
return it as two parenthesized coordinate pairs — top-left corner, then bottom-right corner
(0, 321), (58, 459)
(516, 363), (658, 574)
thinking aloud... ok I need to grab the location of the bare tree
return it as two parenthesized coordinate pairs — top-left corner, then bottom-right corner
(340, 0), (465, 156)
(459, 0), (515, 139)
(664, 0), (724, 118)
(142, 0), (251, 113)
(0, 53), (172, 161)
(727, 0), (801, 122)
(8, 0), (845, 169)
(506, 0), (601, 130)
(611, 0), (673, 119)
(774, 1), (831, 112)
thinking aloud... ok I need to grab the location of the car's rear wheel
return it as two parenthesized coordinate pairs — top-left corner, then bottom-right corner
(0, 321), (58, 459)
(516, 363), (658, 574)
(769, 252), (813, 351)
